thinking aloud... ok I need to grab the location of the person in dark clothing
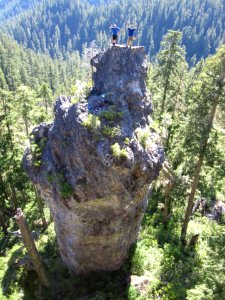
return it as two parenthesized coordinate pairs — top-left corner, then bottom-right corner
(126, 22), (138, 47)
(110, 24), (120, 45)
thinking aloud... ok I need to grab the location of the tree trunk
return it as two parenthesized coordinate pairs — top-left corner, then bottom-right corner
(14, 208), (50, 287)
(180, 100), (219, 243)
(0, 210), (8, 236)
(188, 234), (199, 247)
(163, 180), (174, 226)
(165, 70), (184, 151)
(0, 173), (9, 201)
(9, 183), (18, 210)
(165, 105), (176, 150)
(34, 187), (48, 229)
(160, 77), (170, 117)
(160, 46), (174, 118)
(162, 162), (176, 226)
(20, 189), (28, 203)
(44, 95), (48, 117)
(2, 96), (13, 142)
(180, 155), (204, 243)
(25, 118), (29, 137)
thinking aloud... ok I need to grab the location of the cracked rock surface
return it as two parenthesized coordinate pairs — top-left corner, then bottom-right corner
(24, 45), (164, 274)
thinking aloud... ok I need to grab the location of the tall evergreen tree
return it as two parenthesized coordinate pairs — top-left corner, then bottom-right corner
(155, 30), (187, 118)
(38, 83), (52, 117)
(180, 45), (225, 243)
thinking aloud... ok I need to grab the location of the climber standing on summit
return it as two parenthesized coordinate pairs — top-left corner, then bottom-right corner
(110, 24), (120, 46)
(126, 22), (138, 47)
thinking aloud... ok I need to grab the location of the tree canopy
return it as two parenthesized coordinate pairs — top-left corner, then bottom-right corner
(0, 0), (224, 63)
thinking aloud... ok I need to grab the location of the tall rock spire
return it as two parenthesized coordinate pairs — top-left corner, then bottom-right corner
(24, 45), (164, 274)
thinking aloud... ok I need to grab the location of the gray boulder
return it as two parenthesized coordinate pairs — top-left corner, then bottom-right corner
(24, 45), (164, 274)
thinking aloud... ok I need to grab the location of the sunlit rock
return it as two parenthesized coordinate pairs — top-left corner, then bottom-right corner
(24, 45), (164, 274)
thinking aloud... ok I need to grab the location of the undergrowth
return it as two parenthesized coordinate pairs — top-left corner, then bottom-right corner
(0, 194), (224, 300)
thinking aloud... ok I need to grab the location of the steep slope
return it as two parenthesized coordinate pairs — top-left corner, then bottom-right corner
(1, 0), (224, 63)
(24, 46), (164, 273)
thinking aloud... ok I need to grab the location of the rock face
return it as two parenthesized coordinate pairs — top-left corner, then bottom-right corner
(24, 46), (164, 274)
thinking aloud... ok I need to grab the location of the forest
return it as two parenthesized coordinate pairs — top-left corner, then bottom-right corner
(0, 0), (40, 22)
(1, 0), (224, 63)
(0, 0), (225, 299)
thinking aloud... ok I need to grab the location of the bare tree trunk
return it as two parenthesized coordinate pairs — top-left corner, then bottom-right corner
(0, 210), (8, 236)
(180, 100), (219, 244)
(14, 208), (50, 287)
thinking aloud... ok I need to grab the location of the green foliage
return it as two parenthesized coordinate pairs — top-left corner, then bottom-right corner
(0, 33), (86, 94)
(0, 11), (224, 300)
(111, 143), (128, 158)
(83, 114), (101, 130)
(151, 30), (188, 119)
(100, 107), (124, 121)
(47, 171), (74, 198)
(0, 244), (26, 299)
(70, 80), (92, 103)
(182, 45), (225, 158)
(102, 126), (120, 138)
(38, 223), (57, 258)
(0, 196), (51, 299)
(38, 83), (53, 117)
(127, 286), (139, 299)
(30, 137), (47, 168)
(135, 128), (150, 149)
(0, 0), (37, 23)
(59, 181), (73, 198)
(137, 200), (225, 300)
(124, 137), (130, 145)
(187, 284), (214, 300)
(130, 241), (163, 277)
(1, 0), (224, 63)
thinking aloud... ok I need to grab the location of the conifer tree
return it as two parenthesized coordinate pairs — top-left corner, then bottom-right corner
(155, 30), (187, 119)
(180, 45), (225, 243)
(38, 83), (52, 117)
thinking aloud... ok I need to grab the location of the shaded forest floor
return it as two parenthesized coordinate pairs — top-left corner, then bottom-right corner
(0, 197), (224, 300)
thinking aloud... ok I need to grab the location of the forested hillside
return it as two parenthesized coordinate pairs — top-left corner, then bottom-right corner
(0, 0), (42, 23)
(0, 33), (87, 92)
(1, 0), (225, 63)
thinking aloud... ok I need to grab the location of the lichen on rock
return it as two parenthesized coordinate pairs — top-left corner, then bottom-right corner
(23, 45), (164, 274)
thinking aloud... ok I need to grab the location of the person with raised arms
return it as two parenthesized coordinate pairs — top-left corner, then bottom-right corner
(126, 22), (138, 47)
(110, 24), (120, 46)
